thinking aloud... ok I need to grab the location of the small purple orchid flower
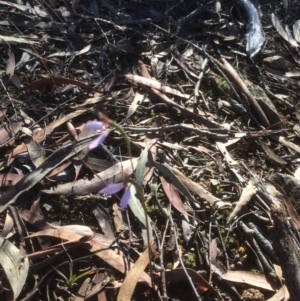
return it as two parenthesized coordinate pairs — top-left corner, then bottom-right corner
(86, 121), (110, 150)
(99, 182), (132, 209)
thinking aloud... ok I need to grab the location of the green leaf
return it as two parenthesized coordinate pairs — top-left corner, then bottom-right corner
(128, 184), (153, 247)
(135, 147), (148, 188)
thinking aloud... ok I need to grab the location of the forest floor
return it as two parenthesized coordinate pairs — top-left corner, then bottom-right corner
(0, 0), (300, 300)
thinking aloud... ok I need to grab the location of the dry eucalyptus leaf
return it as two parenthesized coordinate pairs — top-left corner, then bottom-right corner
(0, 237), (29, 299)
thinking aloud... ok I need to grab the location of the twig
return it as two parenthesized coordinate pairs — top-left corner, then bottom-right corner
(165, 209), (202, 300)
(155, 219), (169, 300)
(239, 220), (276, 279)
(194, 57), (209, 109)
(175, 6), (203, 35)
(122, 124), (228, 139)
(213, 58), (270, 127)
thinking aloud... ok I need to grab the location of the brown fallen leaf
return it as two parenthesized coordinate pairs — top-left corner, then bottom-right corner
(259, 140), (287, 165)
(137, 60), (224, 131)
(0, 118), (23, 146)
(167, 165), (221, 205)
(171, 49), (198, 78)
(25, 137), (46, 167)
(124, 73), (190, 99)
(117, 245), (153, 301)
(0, 173), (23, 187)
(160, 176), (188, 218)
(90, 203), (115, 238)
(213, 58), (270, 128)
(221, 270), (275, 291)
(6, 47), (15, 79)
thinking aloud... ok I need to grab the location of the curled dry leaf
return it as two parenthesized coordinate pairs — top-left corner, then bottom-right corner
(227, 180), (257, 225)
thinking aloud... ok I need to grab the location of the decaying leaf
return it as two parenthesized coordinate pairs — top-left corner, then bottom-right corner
(259, 140), (287, 165)
(227, 180), (257, 225)
(272, 13), (299, 47)
(0, 237), (29, 299)
(167, 164), (221, 205)
(221, 270), (275, 291)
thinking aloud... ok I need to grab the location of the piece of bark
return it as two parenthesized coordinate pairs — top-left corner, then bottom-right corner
(271, 205), (300, 300)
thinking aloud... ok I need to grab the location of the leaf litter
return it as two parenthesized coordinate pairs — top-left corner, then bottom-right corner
(0, 0), (300, 300)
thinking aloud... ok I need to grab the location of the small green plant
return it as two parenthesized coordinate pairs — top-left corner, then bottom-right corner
(53, 264), (92, 288)
(228, 236), (236, 244)
(268, 167), (275, 173)
(183, 253), (196, 268)
(250, 268), (259, 274)
(110, 275), (116, 282)
(166, 262), (173, 269)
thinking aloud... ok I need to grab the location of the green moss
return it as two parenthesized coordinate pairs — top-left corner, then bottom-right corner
(183, 253), (196, 268)
(166, 262), (173, 269)
(214, 77), (231, 97)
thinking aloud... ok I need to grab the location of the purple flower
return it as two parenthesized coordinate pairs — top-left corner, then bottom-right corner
(89, 130), (110, 150)
(100, 182), (124, 194)
(86, 121), (104, 130)
(99, 183), (132, 209)
(86, 121), (110, 150)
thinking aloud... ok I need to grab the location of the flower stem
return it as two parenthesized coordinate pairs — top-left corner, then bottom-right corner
(109, 120), (134, 172)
